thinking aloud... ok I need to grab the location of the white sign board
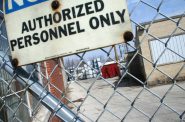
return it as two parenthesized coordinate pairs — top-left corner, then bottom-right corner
(4, 0), (132, 66)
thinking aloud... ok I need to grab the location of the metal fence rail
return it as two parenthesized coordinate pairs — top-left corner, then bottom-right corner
(1, 0), (185, 122)
(0, 51), (84, 122)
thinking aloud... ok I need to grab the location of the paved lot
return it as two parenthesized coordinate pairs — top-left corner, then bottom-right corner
(68, 77), (185, 122)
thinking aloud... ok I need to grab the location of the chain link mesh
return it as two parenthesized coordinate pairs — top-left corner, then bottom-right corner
(0, 0), (185, 122)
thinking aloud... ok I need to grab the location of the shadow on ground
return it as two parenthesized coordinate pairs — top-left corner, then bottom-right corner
(113, 77), (142, 87)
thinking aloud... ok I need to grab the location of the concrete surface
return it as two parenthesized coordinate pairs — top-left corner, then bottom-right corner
(32, 105), (51, 122)
(68, 77), (185, 122)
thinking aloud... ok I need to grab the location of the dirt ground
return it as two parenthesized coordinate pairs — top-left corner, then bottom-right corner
(68, 77), (185, 122)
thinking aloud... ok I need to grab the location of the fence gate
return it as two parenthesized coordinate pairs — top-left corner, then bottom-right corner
(0, 0), (185, 122)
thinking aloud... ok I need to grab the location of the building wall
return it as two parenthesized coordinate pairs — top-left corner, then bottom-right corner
(137, 16), (185, 85)
(44, 59), (66, 122)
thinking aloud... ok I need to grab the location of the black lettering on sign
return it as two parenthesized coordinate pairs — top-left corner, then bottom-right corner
(33, 33), (40, 45)
(76, 21), (85, 33)
(85, 2), (94, 15)
(28, 20), (36, 31)
(24, 35), (32, 47)
(40, 30), (49, 42)
(68, 22), (76, 35)
(20, 0), (107, 35)
(76, 4), (85, 17)
(100, 14), (111, 27)
(62, 8), (71, 21)
(14, 0), (127, 52)
(88, 9), (126, 30)
(58, 25), (68, 37)
(116, 9), (125, 23)
(94, 0), (104, 12)
(71, 7), (77, 18)
(17, 37), (24, 49)
(10, 40), (17, 51)
(36, 16), (44, 28)
(44, 14), (53, 27)
(53, 12), (62, 23)
(110, 12), (120, 25)
(89, 17), (99, 29)
(22, 22), (29, 34)
(49, 27), (58, 40)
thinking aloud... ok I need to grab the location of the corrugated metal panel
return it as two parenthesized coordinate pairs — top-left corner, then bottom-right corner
(150, 34), (185, 65)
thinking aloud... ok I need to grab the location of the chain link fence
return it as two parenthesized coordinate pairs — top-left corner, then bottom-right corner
(1, 0), (185, 122)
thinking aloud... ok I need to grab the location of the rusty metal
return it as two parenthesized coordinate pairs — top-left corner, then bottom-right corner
(11, 58), (19, 68)
(123, 31), (134, 42)
(51, 0), (60, 10)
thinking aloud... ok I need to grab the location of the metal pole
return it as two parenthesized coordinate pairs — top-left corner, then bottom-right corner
(0, 51), (84, 122)
(113, 45), (119, 62)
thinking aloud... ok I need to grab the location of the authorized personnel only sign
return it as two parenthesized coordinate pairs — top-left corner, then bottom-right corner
(4, 0), (132, 66)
